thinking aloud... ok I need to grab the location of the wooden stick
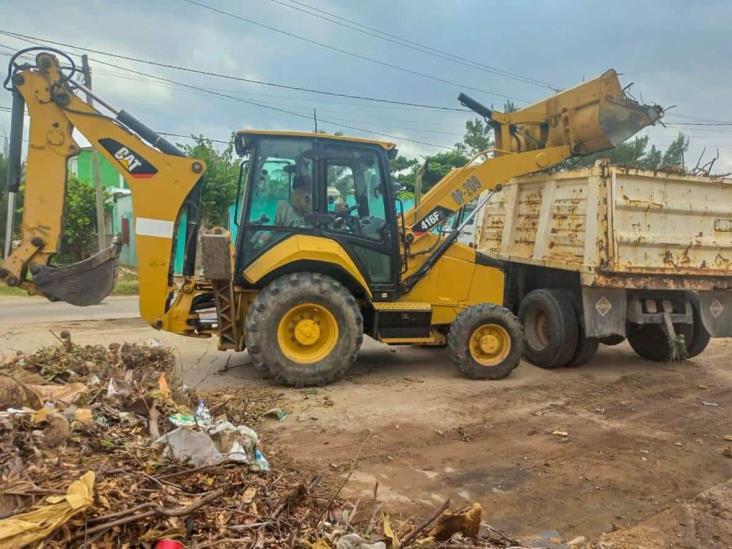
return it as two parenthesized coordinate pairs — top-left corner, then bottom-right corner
(400, 498), (450, 547)
(318, 430), (372, 526)
(71, 488), (224, 541)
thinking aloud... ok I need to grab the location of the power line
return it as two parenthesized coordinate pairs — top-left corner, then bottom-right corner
(79, 56), (454, 149)
(666, 122), (732, 127)
(181, 0), (528, 103)
(267, 0), (557, 90)
(0, 36), (456, 147)
(0, 30), (468, 113)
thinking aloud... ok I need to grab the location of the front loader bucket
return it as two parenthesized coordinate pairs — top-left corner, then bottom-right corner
(32, 242), (122, 306)
(533, 69), (663, 156)
(600, 97), (664, 148)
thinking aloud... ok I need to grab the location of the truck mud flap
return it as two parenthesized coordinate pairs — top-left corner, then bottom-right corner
(32, 242), (121, 306)
(697, 291), (732, 337)
(581, 287), (627, 338)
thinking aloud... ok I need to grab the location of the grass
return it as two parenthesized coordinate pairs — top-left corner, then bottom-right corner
(0, 284), (27, 297)
(112, 267), (139, 296)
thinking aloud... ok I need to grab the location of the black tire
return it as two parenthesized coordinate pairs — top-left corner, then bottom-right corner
(518, 289), (579, 369)
(245, 272), (363, 387)
(600, 335), (625, 346)
(563, 291), (599, 368)
(448, 303), (523, 380)
(627, 321), (693, 362)
(686, 293), (711, 359)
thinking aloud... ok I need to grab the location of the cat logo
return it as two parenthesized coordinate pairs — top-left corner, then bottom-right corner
(98, 138), (158, 179)
(114, 147), (142, 172)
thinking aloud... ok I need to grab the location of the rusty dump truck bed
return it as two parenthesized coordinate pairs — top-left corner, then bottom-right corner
(475, 162), (732, 291)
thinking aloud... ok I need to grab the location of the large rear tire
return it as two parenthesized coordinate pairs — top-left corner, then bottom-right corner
(563, 291), (599, 368)
(519, 289), (579, 369)
(686, 293), (711, 359)
(448, 303), (523, 380)
(245, 272), (363, 387)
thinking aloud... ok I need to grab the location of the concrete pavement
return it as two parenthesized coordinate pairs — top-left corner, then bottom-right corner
(0, 295), (140, 327)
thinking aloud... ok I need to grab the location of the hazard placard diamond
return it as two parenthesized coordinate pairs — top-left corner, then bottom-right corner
(595, 296), (612, 317)
(709, 299), (723, 319)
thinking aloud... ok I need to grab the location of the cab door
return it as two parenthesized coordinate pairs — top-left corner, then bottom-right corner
(318, 142), (400, 299)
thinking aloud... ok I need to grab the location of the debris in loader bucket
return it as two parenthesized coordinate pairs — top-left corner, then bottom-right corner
(30, 241), (122, 306)
(0, 336), (532, 547)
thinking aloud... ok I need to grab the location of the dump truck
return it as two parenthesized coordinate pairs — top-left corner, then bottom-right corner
(2, 47), (663, 385)
(474, 161), (732, 367)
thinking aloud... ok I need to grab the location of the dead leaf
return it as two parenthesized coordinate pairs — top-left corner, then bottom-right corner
(158, 374), (171, 401)
(242, 486), (257, 504)
(382, 512), (400, 548)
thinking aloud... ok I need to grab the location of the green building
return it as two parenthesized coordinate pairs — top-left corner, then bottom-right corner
(68, 148), (128, 191)
(69, 148), (136, 267)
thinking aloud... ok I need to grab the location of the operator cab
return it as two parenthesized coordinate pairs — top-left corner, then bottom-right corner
(233, 131), (401, 298)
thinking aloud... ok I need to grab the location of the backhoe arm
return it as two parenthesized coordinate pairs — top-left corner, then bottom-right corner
(405, 70), (663, 240)
(1, 50), (206, 329)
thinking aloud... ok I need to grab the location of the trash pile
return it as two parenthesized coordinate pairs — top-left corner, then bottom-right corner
(0, 335), (526, 548)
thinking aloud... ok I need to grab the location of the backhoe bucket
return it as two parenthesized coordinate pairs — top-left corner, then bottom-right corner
(32, 242), (122, 306)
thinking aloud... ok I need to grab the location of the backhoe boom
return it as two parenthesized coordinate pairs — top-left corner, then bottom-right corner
(1, 49), (206, 328)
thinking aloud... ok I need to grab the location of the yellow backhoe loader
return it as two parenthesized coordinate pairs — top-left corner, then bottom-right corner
(1, 47), (662, 386)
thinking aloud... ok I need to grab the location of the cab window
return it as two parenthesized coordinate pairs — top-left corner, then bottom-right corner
(323, 146), (388, 241)
(246, 138), (315, 228)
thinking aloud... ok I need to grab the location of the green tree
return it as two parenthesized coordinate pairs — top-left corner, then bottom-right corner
(422, 150), (469, 193)
(58, 177), (110, 263)
(454, 101), (517, 157)
(0, 152), (24, 249)
(181, 134), (240, 226)
(661, 133), (689, 168)
(455, 118), (492, 157)
(0, 152), (7, 245)
(559, 134), (689, 171)
(389, 155), (419, 197)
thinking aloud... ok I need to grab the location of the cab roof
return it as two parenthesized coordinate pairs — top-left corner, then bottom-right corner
(235, 130), (396, 151)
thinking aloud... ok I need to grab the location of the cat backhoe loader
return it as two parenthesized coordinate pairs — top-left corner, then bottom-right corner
(1, 47), (662, 386)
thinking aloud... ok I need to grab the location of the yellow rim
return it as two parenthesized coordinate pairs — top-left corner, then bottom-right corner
(277, 303), (339, 363)
(468, 323), (511, 367)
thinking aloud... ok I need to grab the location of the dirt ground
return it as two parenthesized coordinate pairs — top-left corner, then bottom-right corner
(2, 308), (731, 547)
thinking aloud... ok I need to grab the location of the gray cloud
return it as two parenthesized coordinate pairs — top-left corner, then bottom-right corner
(2, 0), (731, 168)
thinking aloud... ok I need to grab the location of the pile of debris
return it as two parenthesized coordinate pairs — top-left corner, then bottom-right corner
(0, 335), (525, 547)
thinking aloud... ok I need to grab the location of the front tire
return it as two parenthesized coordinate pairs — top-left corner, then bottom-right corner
(448, 303), (524, 380)
(245, 273), (363, 387)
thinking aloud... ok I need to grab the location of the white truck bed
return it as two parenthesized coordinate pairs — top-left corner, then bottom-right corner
(476, 162), (732, 291)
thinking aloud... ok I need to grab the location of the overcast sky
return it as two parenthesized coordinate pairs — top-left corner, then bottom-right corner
(1, 0), (732, 169)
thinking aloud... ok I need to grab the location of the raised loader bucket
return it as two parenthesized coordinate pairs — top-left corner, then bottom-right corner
(31, 241), (122, 306)
(600, 96), (664, 148)
(555, 69), (664, 156)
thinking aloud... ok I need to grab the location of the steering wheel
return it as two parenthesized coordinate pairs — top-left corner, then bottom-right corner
(333, 204), (362, 234)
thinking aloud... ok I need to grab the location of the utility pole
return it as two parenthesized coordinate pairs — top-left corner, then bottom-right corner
(80, 55), (107, 252)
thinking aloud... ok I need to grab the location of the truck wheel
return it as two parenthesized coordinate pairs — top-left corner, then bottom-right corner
(627, 322), (694, 362)
(563, 291), (599, 367)
(245, 272), (363, 387)
(600, 335), (625, 346)
(519, 289), (578, 368)
(448, 303), (523, 380)
(686, 293), (710, 359)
